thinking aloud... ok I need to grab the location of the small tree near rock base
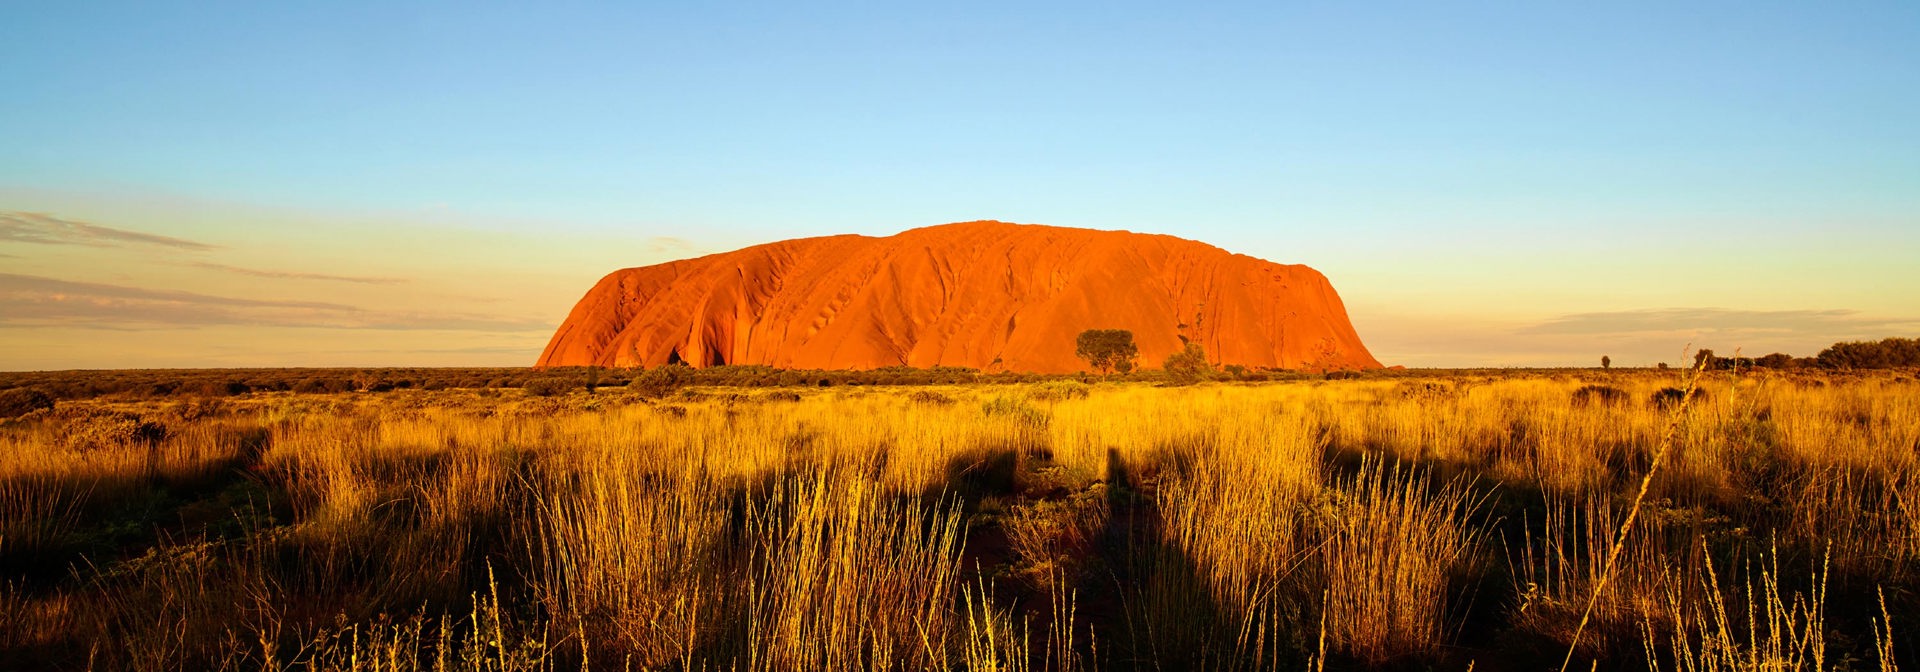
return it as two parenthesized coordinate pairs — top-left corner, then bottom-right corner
(1075, 329), (1139, 376)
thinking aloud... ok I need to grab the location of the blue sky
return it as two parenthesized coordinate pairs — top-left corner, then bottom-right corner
(3, 1), (1917, 368)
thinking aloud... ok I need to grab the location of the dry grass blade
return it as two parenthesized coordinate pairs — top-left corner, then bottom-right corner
(1559, 355), (1710, 672)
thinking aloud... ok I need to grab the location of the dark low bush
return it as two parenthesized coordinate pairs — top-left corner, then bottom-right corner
(908, 390), (955, 406)
(1397, 381), (1455, 402)
(0, 387), (55, 419)
(630, 366), (690, 397)
(523, 377), (576, 397)
(57, 408), (168, 450)
(1572, 384), (1629, 407)
(1651, 386), (1710, 410)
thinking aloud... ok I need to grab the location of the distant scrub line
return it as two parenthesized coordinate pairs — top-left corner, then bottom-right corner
(0, 363), (1338, 407)
(1682, 337), (1920, 371)
(4, 338), (1911, 408)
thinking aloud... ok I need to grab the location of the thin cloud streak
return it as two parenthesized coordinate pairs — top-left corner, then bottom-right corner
(1519, 308), (1918, 337)
(0, 272), (353, 310)
(187, 261), (407, 285)
(0, 273), (547, 332)
(314, 343), (549, 356)
(645, 236), (697, 254)
(0, 211), (217, 251)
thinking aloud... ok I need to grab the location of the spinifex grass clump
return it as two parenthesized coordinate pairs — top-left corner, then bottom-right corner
(529, 451), (727, 666)
(0, 387), (54, 419)
(1316, 457), (1489, 666)
(733, 467), (965, 672)
(1572, 384), (1630, 407)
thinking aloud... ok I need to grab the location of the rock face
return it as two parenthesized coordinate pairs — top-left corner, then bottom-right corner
(537, 221), (1382, 373)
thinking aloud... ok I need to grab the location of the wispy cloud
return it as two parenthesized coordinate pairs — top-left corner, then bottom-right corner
(645, 236), (698, 254)
(1518, 308), (1918, 338)
(187, 261), (407, 285)
(0, 273), (547, 332)
(0, 273), (352, 310)
(0, 211), (217, 251)
(311, 343), (548, 357)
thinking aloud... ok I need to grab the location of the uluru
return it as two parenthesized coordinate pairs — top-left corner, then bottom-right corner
(537, 221), (1381, 373)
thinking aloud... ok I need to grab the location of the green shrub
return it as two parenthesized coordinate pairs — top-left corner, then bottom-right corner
(630, 365), (690, 397)
(1028, 380), (1090, 402)
(982, 395), (1049, 429)
(1162, 342), (1213, 385)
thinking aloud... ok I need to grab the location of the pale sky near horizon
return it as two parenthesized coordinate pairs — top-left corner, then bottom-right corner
(3, 2), (1917, 370)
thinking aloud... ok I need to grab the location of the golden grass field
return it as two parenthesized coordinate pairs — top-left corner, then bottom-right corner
(2, 369), (1916, 671)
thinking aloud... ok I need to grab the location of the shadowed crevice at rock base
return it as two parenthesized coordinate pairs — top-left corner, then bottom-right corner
(537, 220), (1383, 373)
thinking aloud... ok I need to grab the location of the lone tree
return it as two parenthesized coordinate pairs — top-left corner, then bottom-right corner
(1601, 355), (1611, 370)
(1075, 329), (1139, 375)
(1163, 341), (1213, 384)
